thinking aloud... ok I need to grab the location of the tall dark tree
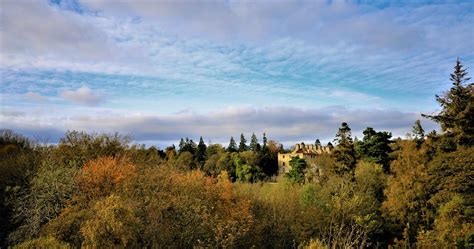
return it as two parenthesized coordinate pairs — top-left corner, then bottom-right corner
(178, 138), (185, 154)
(412, 119), (425, 148)
(238, 133), (248, 152)
(180, 137), (196, 155)
(423, 58), (473, 146)
(249, 133), (260, 152)
(262, 132), (268, 151)
(227, 136), (237, 153)
(315, 139), (321, 149)
(356, 127), (393, 171)
(195, 137), (207, 167)
(332, 122), (356, 173)
(327, 142), (334, 150)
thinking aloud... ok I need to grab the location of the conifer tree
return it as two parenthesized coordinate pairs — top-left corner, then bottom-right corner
(195, 136), (207, 167)
(423, 58), (473, 145)
(227, 136), (237, 152)
(249, 133), (260, 152)
(412, 120), (425, 148)
(315, 139), (321, 148)
(262, 132), (268, 151)
(178, 138), (185, 154)
(327, 142), (334, 150)
(238, 133), (248, 152)
(333, 122), (356, 173)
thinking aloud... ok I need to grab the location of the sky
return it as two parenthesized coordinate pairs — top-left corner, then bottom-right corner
(1, 0), (473, 148)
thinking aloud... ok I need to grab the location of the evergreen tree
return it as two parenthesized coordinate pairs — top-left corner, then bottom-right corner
(249, 133), (260, 152)
(178, 138), (185, 154)
(315, 139), (321, 149)
(195, 136), (207, 167)
(357, 127), (393, 172)
(333, 122), (356, 173)
(181, 137), (196, 155)
(227, 136), (237, 152)
(285, 156), (307, 183)
(423, 58), (473, 146)
(412, 119), (425, 148)
(238, 133), (248, 152)
(262, 132), (268, 151)
(327, 142), (334, 150)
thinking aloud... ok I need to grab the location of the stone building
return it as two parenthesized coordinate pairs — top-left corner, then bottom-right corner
(277, 142), (330, 174)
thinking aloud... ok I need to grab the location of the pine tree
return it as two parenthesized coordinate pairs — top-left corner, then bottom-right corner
(262, 132), (268, 151)
(412, 119), (425, 148)
(239, 133), (248, 152)
(423, 58), (473, 145)
(249, 133), (260, 152)
(195, 136), (207, 167)
(357, 127), (393, 171)
(333, 122), (356, 173)
(227, 136), (237, 152)
(178, 138), (185, 154)
(327, 142), (334, 150)
(315, 139), (321, 149)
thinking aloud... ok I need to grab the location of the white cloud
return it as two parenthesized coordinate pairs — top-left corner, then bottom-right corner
(25, 91), (48, 102)
(60, 86), (104, 106)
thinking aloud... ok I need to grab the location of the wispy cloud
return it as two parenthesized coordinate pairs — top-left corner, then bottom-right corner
(0, 0), (470, 145)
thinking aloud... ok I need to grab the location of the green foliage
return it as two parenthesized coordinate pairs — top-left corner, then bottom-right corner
(234, 151), (264, 182)
(6, 156), (79, 244)
(238, 133), (248, 152)
(285, 156), (307, 183)
(423, 58), (474, 146)
(412, 119), (425, 148)
(332, 122), (356, 173)
(356, 127), (393, 172)
(227, 136), (237, 152)
(249, 133), (261, 152)
(195, 136), (207, 167)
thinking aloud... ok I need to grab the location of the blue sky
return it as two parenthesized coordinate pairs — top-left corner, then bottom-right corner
(1, 0), (473, 147)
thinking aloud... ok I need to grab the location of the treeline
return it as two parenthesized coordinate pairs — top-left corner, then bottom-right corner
(171, 133), (280, 182)
(0, 59), (472, 248)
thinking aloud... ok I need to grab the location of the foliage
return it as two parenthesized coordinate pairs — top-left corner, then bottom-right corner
(356, 127), (393, 172)
(332, 122), (356, 173)
(227, 136), (237, 152)
(13, 236), (70, 249)
(285, 156), (307, 183)
(423, 58), (474, 146)
(238, 133), (248, 152)
(412, 119), (425, 148)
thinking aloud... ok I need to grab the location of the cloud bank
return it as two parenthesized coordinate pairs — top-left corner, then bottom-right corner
(1, 105), (438, 147)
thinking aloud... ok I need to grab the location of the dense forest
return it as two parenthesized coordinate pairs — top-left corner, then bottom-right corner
(0, 59), (472, 248)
